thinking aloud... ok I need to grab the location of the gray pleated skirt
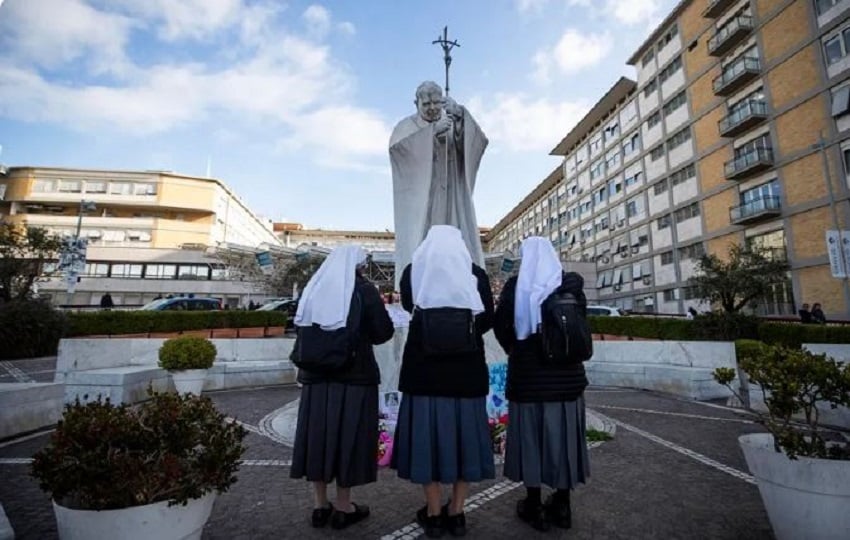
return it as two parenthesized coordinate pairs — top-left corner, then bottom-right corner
(290, 382), (378, 488)
(503, 398), (590, 490)
(392, 395), (496, 485)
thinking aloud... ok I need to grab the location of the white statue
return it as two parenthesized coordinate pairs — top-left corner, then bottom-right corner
(389, 81), (488, 288)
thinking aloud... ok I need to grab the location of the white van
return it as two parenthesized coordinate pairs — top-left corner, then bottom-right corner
(587, 305), (623, 317)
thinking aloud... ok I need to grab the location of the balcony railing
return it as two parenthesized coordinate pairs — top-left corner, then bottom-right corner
(729, 195), (781, 224)
(708, 15), (754, 57)
(724, 147), (774, 179)
(704, 0), (737, 18)
(718, 99), (768, 137)
(713, 57), (761, 96)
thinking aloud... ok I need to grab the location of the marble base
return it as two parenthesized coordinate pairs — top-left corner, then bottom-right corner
(0, 382), (65, 439)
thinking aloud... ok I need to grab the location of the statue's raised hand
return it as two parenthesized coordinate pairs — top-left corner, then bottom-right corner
(434, 115), (452, 138)
(444, 97), (463, 120)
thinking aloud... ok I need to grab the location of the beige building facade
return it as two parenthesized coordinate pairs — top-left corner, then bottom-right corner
(487, 0), (850, 319)
(0, 167), (282, 307)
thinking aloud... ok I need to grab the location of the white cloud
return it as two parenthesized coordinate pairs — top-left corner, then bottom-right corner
(337, 21), (356, 36)
(533, 29), (612, 83)
(303, 4), (331, 38)
(0, 0), (133, 74)
(567, 0), (664, 25)
(109, 0), (246, 41)
(468, 93), (590, 153)
(515, 0), (550, 12)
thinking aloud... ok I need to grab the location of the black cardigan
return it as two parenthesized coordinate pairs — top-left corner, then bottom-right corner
(494, 273), (588, 403)
(294, 274), (394, 385)
(397, 263), (494, 398)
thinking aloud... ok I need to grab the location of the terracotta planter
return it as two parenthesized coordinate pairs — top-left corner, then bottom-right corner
(739, 433), (850, 540)
(53, 492), (216, 540)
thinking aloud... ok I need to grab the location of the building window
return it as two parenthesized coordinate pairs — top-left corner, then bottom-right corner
(674, 202), (701, 223)
(606, 150), (621, 171)
(734, 133), (772, 159)
(678, 242), (705, 260)
(658, 56), (683, 84)
(643, 78), (658, 97)
(831, 84), (850, 117)
(681, 286), (699, 300)
(669, 163), (696, 186)
(747, 229), (787, 261)
(662, 288), (677, 302)
(85, 181), (107, 194)
(608, 178), (623, 196)
(625, 171), (643, 188)
(58, 180), (81, 193)
(111, 264), (143, 278)
(178, 265), (209, 280)
(110, 182), (132, 195)
(604, 121), (620, 142)
(32, 180), (55, 192)
(642, 49), (655, 67)
(650, 145), (665, 161)
(666, 127), (692, 151)
(83, 263), (109, 277)
(824, 25), (850, 64)
(593, 187), (606, 205)
(590, 134), (603, 154)
(653, 179), (668, 195)
(657, 24), (679, 50)
(741, 179), (781, 205)
(816, 0), (845, 15)
(657, 214), (672, 229)
(662, 91), (687, 116)
(134, 183), (157, 196)
(145, 264), (177, 279)
(623, 132), (640, 156)
(660, 250), (674, 265)
(590, 158), (605, 180)
(647, 111), (661, 129)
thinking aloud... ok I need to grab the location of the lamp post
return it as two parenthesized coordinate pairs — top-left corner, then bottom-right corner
(61, 200), (96, 307)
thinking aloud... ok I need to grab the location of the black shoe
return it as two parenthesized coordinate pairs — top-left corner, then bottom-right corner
(516, 498), (550, 532)
(442, 503), (467, 537)
(544, 493), (572, 529)
(416, 505), (445, 538)
(311, 503), (333, 528)
(330, 503), (370, 530)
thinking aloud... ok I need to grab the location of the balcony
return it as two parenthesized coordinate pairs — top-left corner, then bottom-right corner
(730, 196), (781, 225)
(718, 99), (768, 137)
(708, 15), (754, 57)
(725, 147), (774, 179)
(713, 57), (761, 96)
(704, 0), (736, 18)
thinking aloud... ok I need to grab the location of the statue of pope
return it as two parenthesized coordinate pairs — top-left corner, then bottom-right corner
(389, 81), (488, 288)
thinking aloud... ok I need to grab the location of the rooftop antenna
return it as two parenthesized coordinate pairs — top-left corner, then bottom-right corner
(205, 155), (212, 178)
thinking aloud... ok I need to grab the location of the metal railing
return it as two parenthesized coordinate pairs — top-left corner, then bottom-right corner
(729, 195), (781, 222)
(718, 99), (768, 135)
(724, 147), (774, 178)
(708, 15), (753, 55)
(713, 56), (760, 93)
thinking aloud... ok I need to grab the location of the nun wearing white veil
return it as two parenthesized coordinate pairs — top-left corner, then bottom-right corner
(391, 225), (496, 538)
(289, 245), (394, 531)
(493, 237), (590, 532)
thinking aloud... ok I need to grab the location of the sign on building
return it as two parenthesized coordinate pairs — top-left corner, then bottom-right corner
(255, 251), (273, 274)
(826, 230), (848, 278)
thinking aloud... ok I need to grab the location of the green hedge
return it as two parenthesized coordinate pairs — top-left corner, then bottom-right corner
(590, 315), (850, 346)
(0, 300), (68, 360)
(67, 310), (287, 337)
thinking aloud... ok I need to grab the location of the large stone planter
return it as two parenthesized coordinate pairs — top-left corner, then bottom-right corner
(52, 492), (216, 540)
(170, 369), (208, 395)
(739, 433), (850, 540)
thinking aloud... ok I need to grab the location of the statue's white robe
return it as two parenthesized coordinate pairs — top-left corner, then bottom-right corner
(389, 109), (488, 288)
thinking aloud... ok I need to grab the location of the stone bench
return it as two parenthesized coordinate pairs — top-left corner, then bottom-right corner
(0, 382), (65, 439)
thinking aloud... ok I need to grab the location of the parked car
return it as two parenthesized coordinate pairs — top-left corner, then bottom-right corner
(586, 305), (623, 317)
(256, 299), (298, 329)
(139, 297), (222, 311)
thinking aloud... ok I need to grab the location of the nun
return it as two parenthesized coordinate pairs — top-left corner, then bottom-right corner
(289, 245), (394, 530)
(392, 225), (496, 538)
(493, 236), (590, 531)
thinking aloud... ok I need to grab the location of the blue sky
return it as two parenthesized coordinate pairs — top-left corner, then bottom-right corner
(0, 0), (676, 231)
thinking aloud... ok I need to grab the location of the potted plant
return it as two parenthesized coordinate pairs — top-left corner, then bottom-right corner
(714, 342), (850, 540)
(158, 335), (217, 395)
(31, 390), (247, 540)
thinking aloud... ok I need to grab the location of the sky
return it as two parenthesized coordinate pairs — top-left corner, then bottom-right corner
(0, 0), (678, 231)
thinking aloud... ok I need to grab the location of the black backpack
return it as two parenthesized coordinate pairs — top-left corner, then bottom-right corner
(292, 292), (361, 374)
(416, 306), (478, 356)
(538, 290), (593, 364)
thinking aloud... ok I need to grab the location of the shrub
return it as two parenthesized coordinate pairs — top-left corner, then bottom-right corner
(158, 336), (217, 370)
(714, 344), (850, 460)
(31, 389), (247, 510)
(589, 315), (695, 341)
(0, 300), (67, 359)
(691, 312), (759, 341)
(67, 310), (287, 337)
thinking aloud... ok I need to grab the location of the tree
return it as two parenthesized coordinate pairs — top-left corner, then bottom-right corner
(688, 243), (790, 313)
(266, 255), (324, 297)
(0, 224), (62, 302)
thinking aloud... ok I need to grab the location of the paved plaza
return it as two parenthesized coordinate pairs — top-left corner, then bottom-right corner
(0, 357), (775, 539)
